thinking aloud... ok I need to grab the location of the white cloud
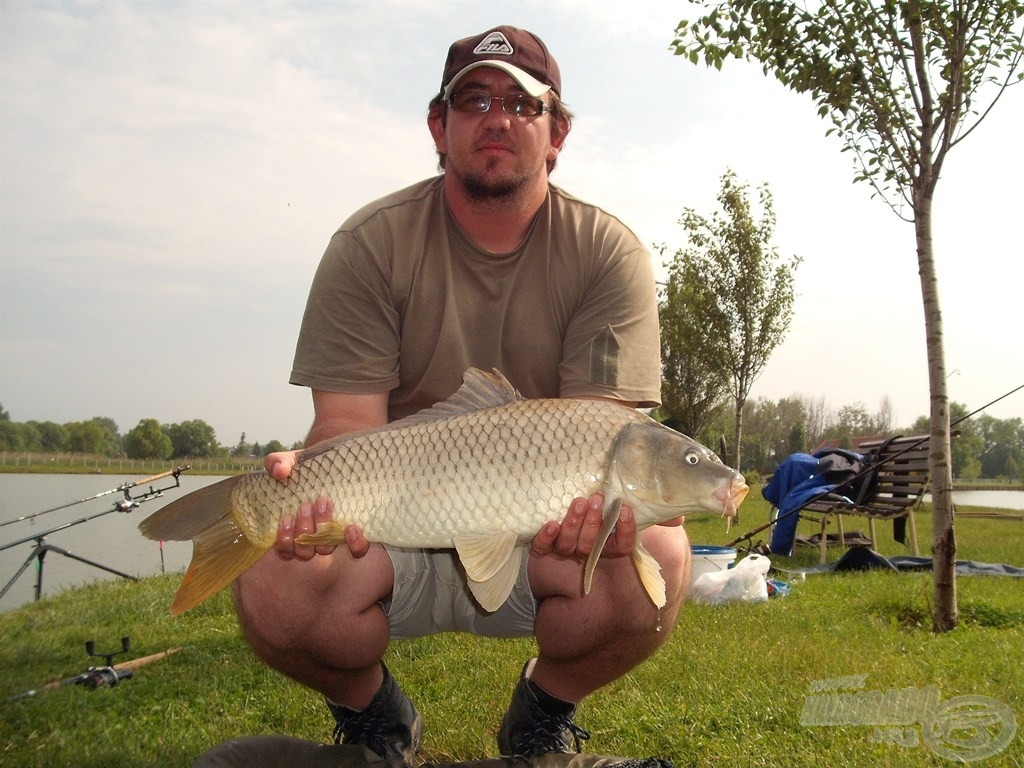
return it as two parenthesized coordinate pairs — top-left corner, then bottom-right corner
(1, 1), (1021, 448)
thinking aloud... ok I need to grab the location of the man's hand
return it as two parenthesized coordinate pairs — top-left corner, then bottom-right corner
(263, 450), (370, 560)
(530, 493), (685, 561)
(274, 498), (336, 561)
(531, 492), (638, 560)
(272, 498), (373, 561)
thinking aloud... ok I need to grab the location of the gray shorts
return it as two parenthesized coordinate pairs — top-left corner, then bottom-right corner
(382, 546), (537, 639)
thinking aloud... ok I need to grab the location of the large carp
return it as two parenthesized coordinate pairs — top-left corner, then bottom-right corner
(140, 368), (747, 616)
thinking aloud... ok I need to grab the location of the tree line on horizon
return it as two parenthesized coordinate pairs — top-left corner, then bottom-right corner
(0, 404), (301, 462)
(677, 394), (1023, 484)
(0, 399), (1020, 483)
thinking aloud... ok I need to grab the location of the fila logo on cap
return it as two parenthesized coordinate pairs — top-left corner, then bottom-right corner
(473, 31), (514, 56)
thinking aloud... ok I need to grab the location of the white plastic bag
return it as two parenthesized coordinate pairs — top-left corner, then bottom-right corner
(691, 553), (771, 605)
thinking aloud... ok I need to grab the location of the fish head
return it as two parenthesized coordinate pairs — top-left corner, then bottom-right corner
(610, 421), (748, 526)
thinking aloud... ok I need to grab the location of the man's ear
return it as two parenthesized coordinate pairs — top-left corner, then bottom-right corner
(548, 116), (570, 159)
(557, 112), (573, 142)
(428, 106), (447, 153)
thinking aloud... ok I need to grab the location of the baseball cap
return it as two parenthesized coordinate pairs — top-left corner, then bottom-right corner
(441, 26), (561, 99)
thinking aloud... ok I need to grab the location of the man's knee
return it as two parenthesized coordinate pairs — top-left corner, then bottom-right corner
(232, 576), (303, 657)
(232, 556), (340, 654)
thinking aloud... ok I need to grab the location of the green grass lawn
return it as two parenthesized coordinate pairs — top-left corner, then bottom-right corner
(1, 495), (1021, 767)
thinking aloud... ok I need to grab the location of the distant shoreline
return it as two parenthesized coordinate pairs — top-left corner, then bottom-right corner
(0, 456), (257, 477)
(0, 457), (1020, 492)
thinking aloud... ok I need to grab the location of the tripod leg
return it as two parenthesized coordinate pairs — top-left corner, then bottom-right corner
(35, 547), (47, 601)
(0, 544), (46, 601)
(44, 545), (138, 581)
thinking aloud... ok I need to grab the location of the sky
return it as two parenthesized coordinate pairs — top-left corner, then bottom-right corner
(1, 1), (1022, 450)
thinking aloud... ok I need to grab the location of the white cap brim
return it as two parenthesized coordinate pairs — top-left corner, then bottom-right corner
(443, 61), (551, 99)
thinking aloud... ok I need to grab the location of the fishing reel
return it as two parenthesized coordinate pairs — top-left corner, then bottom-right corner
(79, 636), (132, 689)
(78, 666), (133, 689)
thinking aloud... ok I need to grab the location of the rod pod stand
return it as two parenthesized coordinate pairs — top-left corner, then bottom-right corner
(0, 467), (190, 603)
(86, 636), (130, 667)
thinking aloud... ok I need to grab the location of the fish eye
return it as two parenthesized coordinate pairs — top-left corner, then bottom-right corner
(685, 450), (700, 465)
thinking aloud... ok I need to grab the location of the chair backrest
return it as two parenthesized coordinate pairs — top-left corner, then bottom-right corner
(853, 434), (931, 515)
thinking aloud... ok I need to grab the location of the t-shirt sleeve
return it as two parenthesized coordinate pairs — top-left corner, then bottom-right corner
(289, 229), (401, 394)
(557, 236), (662, 407)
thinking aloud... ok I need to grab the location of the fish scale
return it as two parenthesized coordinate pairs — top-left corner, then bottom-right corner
(140, 368), (747, 616)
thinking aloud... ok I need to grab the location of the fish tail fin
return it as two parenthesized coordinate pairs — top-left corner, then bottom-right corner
(138, 475), (269, 615)
(139, 475), (245, 542)
(171, 520), (266, 616)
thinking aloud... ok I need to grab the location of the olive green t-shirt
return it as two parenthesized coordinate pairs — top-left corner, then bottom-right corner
(290, 176), (661, 420)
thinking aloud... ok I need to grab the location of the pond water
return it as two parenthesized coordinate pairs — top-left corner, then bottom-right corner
(924, 489), (1024, 510)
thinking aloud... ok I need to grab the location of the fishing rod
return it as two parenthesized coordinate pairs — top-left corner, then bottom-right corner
(0, 466), (190, 602)
(726, 383), (1023, 550)
(1, 468), (184, 528)
(6, 637), (181, 701)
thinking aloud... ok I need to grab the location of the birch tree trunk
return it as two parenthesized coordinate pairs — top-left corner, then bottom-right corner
(913, 188), (957, 631)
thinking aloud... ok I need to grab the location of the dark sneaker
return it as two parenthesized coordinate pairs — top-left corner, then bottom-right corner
(497, 658), (591, 757)
(327, 663), (422, 766)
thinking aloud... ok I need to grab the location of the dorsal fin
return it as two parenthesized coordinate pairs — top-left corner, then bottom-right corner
(300, 368), (522, 461)
(397, 367), (522, 425)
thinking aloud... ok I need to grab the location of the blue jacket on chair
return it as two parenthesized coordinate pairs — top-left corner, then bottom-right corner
(763, 449), (867, 555)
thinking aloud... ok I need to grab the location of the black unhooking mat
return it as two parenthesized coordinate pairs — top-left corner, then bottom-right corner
(795, 547), (1024, 576)
(192, 739), (675, 768)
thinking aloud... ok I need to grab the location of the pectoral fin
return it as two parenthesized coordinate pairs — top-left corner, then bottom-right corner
(583, 496), (623, 596)
(579, 495), (667, 609)
(632, 540), (667, 608)
(454, 532), (524, 612)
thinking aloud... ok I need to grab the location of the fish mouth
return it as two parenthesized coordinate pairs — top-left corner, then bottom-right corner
(716, 474), (749, 519)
